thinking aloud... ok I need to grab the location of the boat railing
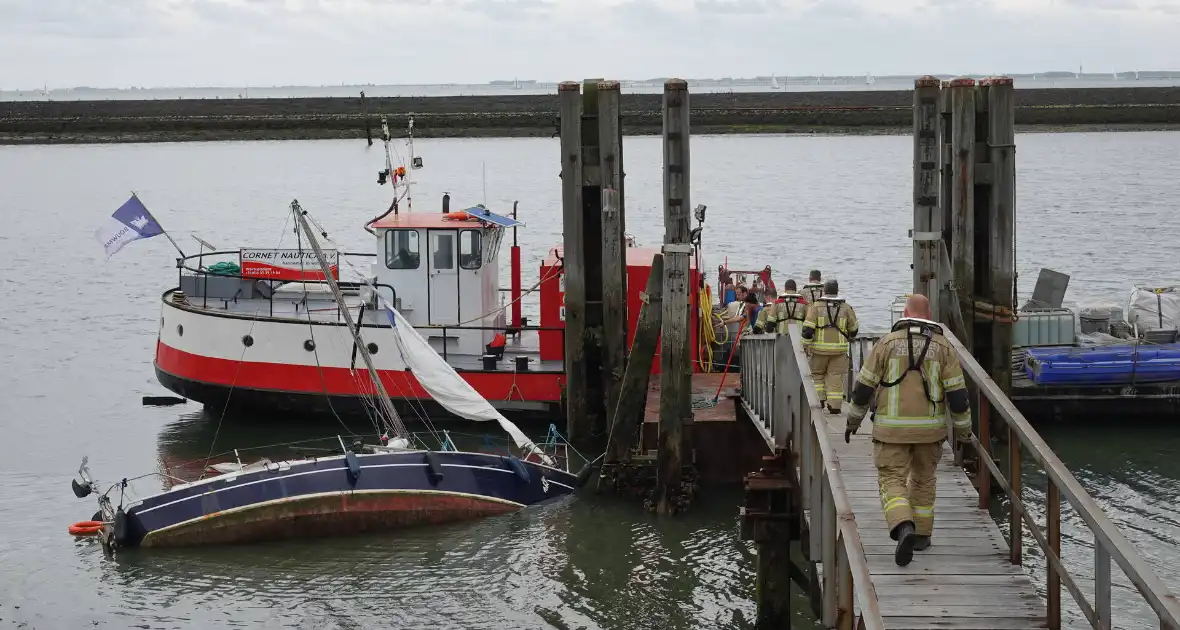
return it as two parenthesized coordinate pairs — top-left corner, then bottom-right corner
(171, 251), (567, 363)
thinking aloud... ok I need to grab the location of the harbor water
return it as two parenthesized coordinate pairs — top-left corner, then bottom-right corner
(0, 131), (1178, 629)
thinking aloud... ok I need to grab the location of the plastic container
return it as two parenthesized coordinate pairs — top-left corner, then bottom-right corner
(1014, 308), (1076, 347)
(1078, 312), (1111, 335)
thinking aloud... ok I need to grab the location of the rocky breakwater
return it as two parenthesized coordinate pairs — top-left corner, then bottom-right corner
(2, 86), (1179, 144)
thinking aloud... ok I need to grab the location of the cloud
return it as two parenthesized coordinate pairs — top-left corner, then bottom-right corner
(0, 0), (1178, 88)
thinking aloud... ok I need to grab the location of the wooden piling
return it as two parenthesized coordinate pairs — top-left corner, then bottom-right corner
(986, 77), (1016, 393)
(948, 77), (977, 345)
(656, 78), (694, 516)
(558, 81), (591, 447)
(598, 82), (628, 421)
(912, 76), (943, 318)
(602, 253), (665, 470)
(360, 91), (372, 146)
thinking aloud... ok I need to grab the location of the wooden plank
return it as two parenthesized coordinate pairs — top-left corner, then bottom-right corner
(655, 78), (692, 516)
(862, 544), (1005, 556)
(986, 77), (1016, 394)
(879, 604), (1043, 618)
(871, 573), (1031, 586)
(597, 80), (627, 433)
(874, 584), (1038, 598)
(882, 616), (1046, 629)
(558, 81), (588, 447)
(602, 253), (663, 465)
(867, 556), (1028, 576)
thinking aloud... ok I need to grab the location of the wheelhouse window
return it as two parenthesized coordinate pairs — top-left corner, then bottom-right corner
(385, 229), (420, 269)
(459, 229), (482, 270)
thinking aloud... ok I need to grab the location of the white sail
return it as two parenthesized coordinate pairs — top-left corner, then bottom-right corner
(378, 297), (554, 465)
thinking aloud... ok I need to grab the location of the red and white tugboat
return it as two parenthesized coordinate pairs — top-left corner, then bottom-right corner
(154, 118), (709, 420)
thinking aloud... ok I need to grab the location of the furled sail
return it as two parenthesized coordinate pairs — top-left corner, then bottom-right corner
(378, 297), (553, 466)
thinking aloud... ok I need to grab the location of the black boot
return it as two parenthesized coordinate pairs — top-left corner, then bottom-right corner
(913, 535), (931, 551)
(892, 521), (917, 566)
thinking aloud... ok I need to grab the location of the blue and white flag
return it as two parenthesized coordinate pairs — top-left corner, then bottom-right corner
(94, 194), (165, 258)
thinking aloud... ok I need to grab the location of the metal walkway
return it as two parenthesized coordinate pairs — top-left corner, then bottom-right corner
(737, 326), (1180, 630)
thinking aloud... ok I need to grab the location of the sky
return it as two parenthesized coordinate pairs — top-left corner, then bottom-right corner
(2, 0), (1179, 89)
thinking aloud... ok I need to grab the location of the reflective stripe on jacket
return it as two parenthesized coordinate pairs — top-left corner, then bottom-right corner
(852, 327), (971, 444)
(801, 298), (858, 355)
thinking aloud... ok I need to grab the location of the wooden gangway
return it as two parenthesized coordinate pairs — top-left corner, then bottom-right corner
(737, 325), (1180, 630)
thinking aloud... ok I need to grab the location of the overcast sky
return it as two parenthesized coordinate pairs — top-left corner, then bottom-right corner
(2, 0), (1178, 89)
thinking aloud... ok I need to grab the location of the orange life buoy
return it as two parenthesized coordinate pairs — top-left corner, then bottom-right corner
(442, 212), (476, 221)
(68, 520), (103, 536)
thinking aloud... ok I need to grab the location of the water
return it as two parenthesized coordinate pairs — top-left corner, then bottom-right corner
(1, 131), (1178, 629)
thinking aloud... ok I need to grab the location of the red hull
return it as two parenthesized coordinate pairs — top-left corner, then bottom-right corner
(155, 341), (565, 409)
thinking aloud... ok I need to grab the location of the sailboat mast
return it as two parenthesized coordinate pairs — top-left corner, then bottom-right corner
(290, 200), (407, 438)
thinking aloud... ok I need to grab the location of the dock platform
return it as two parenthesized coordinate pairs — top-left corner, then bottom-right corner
(735, 327), (1180, 629)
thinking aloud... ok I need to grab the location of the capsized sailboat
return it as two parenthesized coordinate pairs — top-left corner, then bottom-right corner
(70, 201), (586, 551)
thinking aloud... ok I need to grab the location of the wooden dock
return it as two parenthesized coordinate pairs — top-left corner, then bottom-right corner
(737, 327), (1180, 630)
(823, 410), (1044, 629)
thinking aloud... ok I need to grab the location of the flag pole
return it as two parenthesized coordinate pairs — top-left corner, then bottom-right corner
(131, 191), (186, 259)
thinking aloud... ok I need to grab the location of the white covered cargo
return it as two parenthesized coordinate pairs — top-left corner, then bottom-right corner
(1128, 287), (1180, 333)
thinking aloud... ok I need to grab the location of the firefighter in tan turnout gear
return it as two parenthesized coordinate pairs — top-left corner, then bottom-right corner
(801, 279), (858, 413)
(843, 294), (973, 567)
(756, 279), (809, 334)
(801, 269), (824, 304)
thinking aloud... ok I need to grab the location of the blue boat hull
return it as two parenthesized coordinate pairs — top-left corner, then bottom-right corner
(1025, 343), (1180, 386)
(121, 450), (577, 548)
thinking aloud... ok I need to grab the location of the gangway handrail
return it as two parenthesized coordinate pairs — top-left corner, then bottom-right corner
(739, 327), (886, 629)
(942, 330), (1180, 630)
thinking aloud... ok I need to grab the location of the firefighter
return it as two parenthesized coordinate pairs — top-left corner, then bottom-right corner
(801, 279), (858, 413)
(802, 269), (824, 304)
(843, 293), (973, 567)
(759, 279), (809, 334)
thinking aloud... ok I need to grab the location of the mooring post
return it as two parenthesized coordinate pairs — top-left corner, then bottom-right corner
(986, 77), (1016, 393)
(912, 76), (942, 319)
(601, 254), (664, 478)
(598, 81), (628, 422)
(948, 77), (977, 346)
(360, 91), (372, 146)
(558, 81), (591, 448)
(656, 78), (693, 516)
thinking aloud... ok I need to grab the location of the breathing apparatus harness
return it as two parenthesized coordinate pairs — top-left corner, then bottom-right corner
(776, 293), (808, 324)
(803, 282), (824, 303)
(816, 296), (853, 341)
(878, 317), (945, 404)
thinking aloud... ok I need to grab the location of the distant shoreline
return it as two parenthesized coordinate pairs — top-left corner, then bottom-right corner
(3, 87), (1179, 145)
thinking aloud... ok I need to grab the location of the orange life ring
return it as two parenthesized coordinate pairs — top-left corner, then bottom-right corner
(68, 520), (103, 536)
(442, 212), (476, 221)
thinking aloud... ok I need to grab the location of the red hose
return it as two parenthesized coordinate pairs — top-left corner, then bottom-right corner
(713, 319), (747, 400)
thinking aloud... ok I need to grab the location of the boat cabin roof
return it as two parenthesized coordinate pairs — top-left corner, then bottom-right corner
(371, 206), (521, 230)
